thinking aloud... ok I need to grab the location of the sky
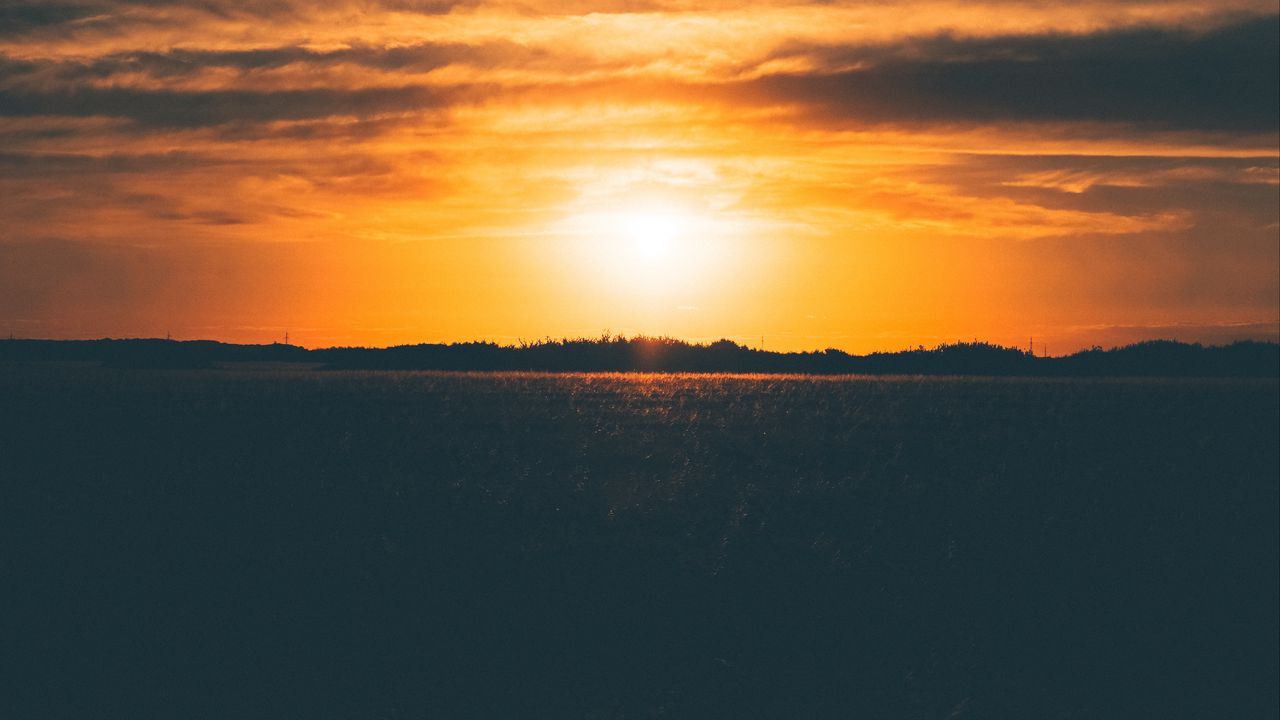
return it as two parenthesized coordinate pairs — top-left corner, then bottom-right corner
(1, 0), (1277, 352)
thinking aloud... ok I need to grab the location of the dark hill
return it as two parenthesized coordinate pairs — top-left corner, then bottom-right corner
(2, 336), (1276, 376)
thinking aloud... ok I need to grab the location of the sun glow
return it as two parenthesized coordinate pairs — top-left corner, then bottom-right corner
(624, 211), (683, 261)
(557, 200), (752, 300)
(543, 163), (777, 339)
(562, 204), (706, 267)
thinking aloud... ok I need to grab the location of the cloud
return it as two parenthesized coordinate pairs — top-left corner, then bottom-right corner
(0, 0), (473, 41)
(3, 10), (1274, 135)
(734, 17), (1279, 131)
(0, 149), (228, 175)
(0, 84), (453, 126)
(0, 3), (101, 37)
(30, 40), (551, 79)
(934, 154), (1280, 222)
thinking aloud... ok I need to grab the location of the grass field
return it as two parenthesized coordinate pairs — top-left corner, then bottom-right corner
(3, 366), (1277, 718)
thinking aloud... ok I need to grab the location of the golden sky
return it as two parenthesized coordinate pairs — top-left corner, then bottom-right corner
(1, 0), (1277, 352)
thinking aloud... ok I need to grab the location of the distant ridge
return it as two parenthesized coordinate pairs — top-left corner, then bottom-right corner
(2, 336), (1277, 377)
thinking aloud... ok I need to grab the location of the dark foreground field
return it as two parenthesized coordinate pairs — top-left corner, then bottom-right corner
(2, 366), (1277, 719)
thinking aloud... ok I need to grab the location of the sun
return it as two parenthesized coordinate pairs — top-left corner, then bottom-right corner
(556, 198), (755, 302)
(624, 211), (682, 260)
(561, 204), (697, 264)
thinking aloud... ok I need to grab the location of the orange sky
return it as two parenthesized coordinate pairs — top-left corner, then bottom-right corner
(1, 0), (1277, 352)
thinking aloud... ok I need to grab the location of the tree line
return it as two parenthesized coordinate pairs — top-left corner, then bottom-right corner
(3, 335), (1277, 376)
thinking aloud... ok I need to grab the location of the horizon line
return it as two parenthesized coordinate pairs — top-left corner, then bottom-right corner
(6, 333), (1280, 359)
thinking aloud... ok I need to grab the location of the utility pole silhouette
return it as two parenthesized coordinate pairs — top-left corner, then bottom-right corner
(285, 331), (290, 345)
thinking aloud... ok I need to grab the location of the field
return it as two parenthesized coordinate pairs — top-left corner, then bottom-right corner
(3, 366), (1277, 719)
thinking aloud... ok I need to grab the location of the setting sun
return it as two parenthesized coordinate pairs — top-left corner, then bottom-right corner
(553, 194), (765, 328)
(624, 211), (682, 261)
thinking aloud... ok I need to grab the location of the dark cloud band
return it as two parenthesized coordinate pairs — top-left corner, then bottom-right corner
(0, 85), (449, 126)
(739, 17), (1279, 132)
(3, 16), (1276, 134)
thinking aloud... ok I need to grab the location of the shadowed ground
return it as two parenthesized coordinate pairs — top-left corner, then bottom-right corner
(2, 367), (1277, 718)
